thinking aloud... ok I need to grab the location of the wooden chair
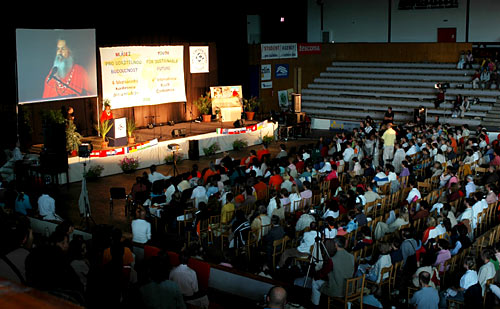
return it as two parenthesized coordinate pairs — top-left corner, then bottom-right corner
(272, 236), (289, 269)
(366, 265), (393, 296)
(484, 277), (495, 306)
(178, 208), (196, 236)
(242, 229), (259, 260)
(208, 214), (221, 244)
(327, 274), (366, 309)
(417, 181), (432, 196)
(390, 260), (403, 291)
(109, 187), (128, 217)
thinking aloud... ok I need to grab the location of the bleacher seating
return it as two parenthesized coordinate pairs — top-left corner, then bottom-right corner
(302, 61), (500, 128)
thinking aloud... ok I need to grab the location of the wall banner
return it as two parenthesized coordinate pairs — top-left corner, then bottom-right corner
(100, 46), (186, 109)
(261, 43), (298, 60)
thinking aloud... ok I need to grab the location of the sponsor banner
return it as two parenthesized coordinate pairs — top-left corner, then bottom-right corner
(100, 46), (186, 109)
(90, 138), (159, 157)
(298, 43), (322, 55)
(261, 81), (273, 89)
(275, 64), (289, 79)
(189, 46), (209, 73)
(261, 43), (298, 60)
(217, 120), (268, 135)
(261, 64), (271, 81)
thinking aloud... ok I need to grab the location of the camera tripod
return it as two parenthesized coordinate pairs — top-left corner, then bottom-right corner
(303, 230), (330, 288)
(79, 162), (96, 231)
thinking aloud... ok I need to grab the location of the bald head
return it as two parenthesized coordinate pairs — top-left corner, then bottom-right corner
(267, 286), (287, 308)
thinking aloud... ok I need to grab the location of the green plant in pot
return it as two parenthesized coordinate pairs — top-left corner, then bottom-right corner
(203, 142), (220, 156)
(127, 118), (136, 144)
(243, 96), (260, 121)
(84, 164), (104, 181)
(66, 119), (82, 155)
(232, 139), (248, 151)
(164, 153), (180, 165)
(95, 120), (113, 149)
(194, 91), (212, 122)
(262, 134), (274, 146)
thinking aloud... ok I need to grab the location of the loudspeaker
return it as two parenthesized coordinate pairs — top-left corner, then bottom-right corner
(171, 129), (186, 138)
(286, 112), (306, 125)
(233, 119), (245, 128)
(40, 150), (68, 173)
(292, 93), (301, 112)
(188, 140), (199, 160)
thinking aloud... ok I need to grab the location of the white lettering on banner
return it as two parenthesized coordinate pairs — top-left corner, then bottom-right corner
(261, 43), (298, 60)
(100, 46), (186, 109)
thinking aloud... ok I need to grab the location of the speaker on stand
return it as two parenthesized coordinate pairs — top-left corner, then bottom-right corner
(188, 140), (199, 160)
(292, 93), (301, 113)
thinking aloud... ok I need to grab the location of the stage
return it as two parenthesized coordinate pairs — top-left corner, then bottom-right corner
(64, 119), (277, 184)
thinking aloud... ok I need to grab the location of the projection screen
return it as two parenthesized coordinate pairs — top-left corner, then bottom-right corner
(15, 28), (97, 104)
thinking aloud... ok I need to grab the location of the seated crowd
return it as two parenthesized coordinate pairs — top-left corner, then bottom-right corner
(3, 114), (500, 308)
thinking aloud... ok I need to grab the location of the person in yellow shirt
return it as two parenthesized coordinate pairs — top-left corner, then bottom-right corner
(221, 192), (235, 224)
(382, 123), (396, 163)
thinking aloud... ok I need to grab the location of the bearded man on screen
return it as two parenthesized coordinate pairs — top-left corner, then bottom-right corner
(43, 39), (90, 98)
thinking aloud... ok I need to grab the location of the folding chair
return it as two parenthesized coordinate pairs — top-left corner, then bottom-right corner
(110, 187), (128, 217)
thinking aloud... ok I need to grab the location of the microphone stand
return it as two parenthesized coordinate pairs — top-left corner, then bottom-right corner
(51, 75), (83, 96)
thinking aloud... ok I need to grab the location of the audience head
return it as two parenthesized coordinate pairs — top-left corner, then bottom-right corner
(266, 286), (287, 309)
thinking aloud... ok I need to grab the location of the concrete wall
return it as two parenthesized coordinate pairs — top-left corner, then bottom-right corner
(307, 0), (500, 43)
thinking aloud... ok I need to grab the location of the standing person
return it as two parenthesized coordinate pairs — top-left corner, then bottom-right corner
(383, 106), (394, 125)
(43, 38), (90, 98)
(382, 123), (396, 163)
(169, 252), (209, 308)
(100, 101), (114, 123)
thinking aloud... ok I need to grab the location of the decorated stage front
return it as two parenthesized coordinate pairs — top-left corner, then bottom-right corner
(66, 120), (277, 183)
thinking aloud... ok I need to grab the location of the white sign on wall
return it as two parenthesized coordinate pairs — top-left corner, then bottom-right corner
(189, 46), (209, 73)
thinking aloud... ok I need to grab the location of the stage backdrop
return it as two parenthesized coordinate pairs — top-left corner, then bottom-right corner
(100, 46), (187, 110)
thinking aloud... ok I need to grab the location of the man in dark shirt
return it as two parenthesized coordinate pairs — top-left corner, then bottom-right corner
(263, 215), (286, 265)
(383, 106), (394, 124)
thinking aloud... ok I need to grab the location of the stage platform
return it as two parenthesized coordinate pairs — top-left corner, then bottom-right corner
(62, 119), (277, 184)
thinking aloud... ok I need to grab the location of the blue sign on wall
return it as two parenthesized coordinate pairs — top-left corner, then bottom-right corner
(275, 64), (289, 79)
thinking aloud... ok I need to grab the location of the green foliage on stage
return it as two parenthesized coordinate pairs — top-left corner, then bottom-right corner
(194, 91), (212, 115)
(66, 120), (82, 152)
(232, 139), (248, 151)
(96, 120), (114, 142)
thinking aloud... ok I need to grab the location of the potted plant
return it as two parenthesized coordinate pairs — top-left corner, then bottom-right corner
(194, 91), (212, 122)
(203, 142), (220, 156)
(126, 118), (136, 144)
(232, 139), (248, 151)
(66, 119), (82, 156)
(96, 120), (113, 149)
(243, 96), (260, 121)
(84, 164), (104, 181)
(119, 156), (139, 174)
(262, 134), (274, 146)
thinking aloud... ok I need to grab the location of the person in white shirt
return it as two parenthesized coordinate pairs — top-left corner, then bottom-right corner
(131, 207), (151, 261)
(169, 252), (210, 308)
(289, 186), (302, 213)
(478, 249), (496, 296)
(148, 164), (168, 183)
(319, 158), (332, 174)
(279, 221), (318, 268)
(392, 143), (406, 174)
(439, 256), (478, 307)
(406, 180), (421, 205)
(343, 144), (354, 164)
(37, 192), (62, 221)
(191, 179), (208, 208)
(295, 206), (316, 232)
(165, 179), (176, 204)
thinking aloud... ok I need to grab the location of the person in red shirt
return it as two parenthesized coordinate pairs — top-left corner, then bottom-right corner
(253, 177), (268, 201)
(268, 167), (283, 192)
(257, 145), (270, 162)
(43, 39), (90, 98)
(100, 103), (114, 123)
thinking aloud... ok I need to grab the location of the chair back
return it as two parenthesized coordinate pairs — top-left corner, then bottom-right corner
(110, 187), (127, 199)
(344, 274), (365, 305)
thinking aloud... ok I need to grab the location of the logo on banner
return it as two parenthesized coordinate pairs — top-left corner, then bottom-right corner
(190, 46), (209, 73)
(275, 64), (289, 79)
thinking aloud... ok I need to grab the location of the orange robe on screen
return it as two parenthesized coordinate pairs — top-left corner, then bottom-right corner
(43, 64), (90, 98)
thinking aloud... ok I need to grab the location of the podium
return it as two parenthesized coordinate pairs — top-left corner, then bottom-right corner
(108, 117), (128, 147)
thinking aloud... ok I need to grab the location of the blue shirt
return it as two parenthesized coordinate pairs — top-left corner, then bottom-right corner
(15, 194), (32, 215)
(410, 286), (439, 308)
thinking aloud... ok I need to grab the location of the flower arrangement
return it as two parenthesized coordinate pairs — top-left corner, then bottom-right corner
(203, 142), (220, 156)
(232, 139), (248, 151)
(119, 156), (139, 173)
(84, 164), (104, 180)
